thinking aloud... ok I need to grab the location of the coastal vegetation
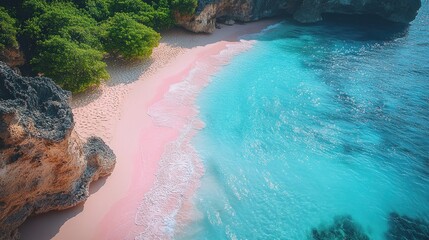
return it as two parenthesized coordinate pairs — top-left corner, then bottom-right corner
(102, 13), (161, 59)
(0, 0), (197, 92)
(0, 7), (18, 51)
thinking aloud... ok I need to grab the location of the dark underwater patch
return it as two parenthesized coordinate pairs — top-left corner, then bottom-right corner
(386, 212), (429, 240)
(310, 215), (370, 240)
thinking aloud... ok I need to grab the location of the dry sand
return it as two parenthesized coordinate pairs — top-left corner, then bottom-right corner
(19, 19), (279, 240)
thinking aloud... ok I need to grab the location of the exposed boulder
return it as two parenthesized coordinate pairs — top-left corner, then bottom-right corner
(0, 62), (115, 240)
(175, 0), (422, 33)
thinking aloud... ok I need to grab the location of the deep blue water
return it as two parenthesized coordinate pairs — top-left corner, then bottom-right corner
(182, 3), (429, 240)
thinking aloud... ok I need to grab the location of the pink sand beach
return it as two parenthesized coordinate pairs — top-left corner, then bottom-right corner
(20, 19), (278, 240)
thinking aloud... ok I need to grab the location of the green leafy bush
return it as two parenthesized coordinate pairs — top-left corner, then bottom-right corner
(31, 36), (109, 92)
(1, 0), (187, 92)
(110, 0), (173, 30)
(21, 0), (48, 18)
(0, 7), (18, 50)
(83, 0), (113, 21)
(102, 13), (160, 59)
(152, 7), (174, 30)
(23, 2), (101, 49)
(171, 0), (198, 15)
(111, 0), (153, 15)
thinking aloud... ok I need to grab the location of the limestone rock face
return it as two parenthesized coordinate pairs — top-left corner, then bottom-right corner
(175, 0), (421, 33)
(0, 62), (116, 240)
(175, 0), (293, 33)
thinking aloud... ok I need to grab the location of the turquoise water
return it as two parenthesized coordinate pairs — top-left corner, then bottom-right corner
(182, 5), (429, 240)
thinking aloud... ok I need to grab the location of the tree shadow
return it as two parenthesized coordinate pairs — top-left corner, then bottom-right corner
(70, 86), (103, 109)
(104, 57), (155, 87)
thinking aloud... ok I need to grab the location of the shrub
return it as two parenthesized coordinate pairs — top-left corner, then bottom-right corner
(31, 36), (109, 92)
(23, 2), (101, 49)
(171, 0), (198, 15)
(0, 7), (18, 50)
(102, 13), (160, 59)
(1, 0), (183, 92)
(110, 0), (173, 30)
(83, 0), (113, 21)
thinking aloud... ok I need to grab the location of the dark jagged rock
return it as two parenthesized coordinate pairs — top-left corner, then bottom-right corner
(0, 62), (116, 240)
(175, 0), (422, 33)
(0, 62), (73, 141)
(386, 212), (429, 240)
(310, 215), (370, 240)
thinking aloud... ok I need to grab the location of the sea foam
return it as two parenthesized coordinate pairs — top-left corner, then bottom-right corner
(134, 40), (255, 240)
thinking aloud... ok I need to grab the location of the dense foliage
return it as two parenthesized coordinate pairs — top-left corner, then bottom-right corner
(102, 13), (160, 59)
(22, 2), (102, 49)
(171, 0), (198, 15)
(0, 0), (198, 92)
(31, 36), (108, 92)
(0, 7), (18, 50)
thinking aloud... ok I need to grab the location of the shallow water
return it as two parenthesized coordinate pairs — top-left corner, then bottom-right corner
(181, 3), (429, 240)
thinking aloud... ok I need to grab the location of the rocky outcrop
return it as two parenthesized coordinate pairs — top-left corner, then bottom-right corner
(174, 0), (292, 33)
(0, 62), (115, 240)
(0, 48), (24, 69)
(175, 0), (422, 33)
(293, 0), (422, 23)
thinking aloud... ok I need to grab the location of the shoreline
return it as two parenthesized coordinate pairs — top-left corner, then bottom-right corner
(19, 19), (278, 240)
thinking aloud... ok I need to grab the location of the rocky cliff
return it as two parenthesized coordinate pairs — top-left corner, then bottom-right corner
(293, 0), (422, 23)
(175, 0), (422, 33)
(0, 62), (115, 240)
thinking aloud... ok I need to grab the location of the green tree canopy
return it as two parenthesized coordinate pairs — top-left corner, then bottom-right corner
(0, 0), (186, 92)
(171, 0), (198, 15)
(102, 13), (160, 59)
(83, 0), (113, 21)
(31, 36), (109, 92)
(21, 0), (48, 19)
(23, 1), (101, 49)
(0, 7), (18, 50)
(110, 0), (173, 30)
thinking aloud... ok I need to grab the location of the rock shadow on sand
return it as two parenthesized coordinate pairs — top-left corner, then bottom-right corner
(19, 205), (84, 240)
(18, 178), (109, 240)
